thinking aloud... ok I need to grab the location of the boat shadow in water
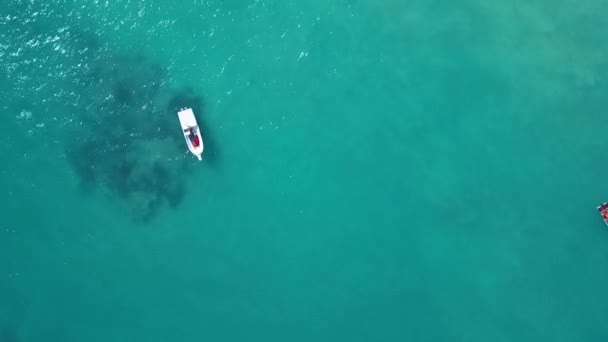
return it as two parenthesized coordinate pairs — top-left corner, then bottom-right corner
(167, 88), (220, 166)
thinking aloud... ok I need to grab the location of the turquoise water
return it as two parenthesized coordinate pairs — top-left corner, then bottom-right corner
(2, 0), (608, 340)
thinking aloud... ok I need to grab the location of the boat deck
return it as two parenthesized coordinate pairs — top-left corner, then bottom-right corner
(178, 108), (197, 130)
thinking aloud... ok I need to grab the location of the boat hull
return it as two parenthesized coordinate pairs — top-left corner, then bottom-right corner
(177, 108), (204, 160)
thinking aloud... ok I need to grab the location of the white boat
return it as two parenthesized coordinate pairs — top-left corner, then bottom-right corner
(177, 107), (204, 160)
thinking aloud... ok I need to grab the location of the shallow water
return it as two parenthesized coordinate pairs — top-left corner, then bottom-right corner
(1, 1), (608, 341)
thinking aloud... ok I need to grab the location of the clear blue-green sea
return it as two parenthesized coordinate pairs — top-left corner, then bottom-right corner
(2, 1), (608, 341)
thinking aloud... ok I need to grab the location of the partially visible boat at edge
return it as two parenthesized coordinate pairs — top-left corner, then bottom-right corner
(177, 107), (204, 161)
(597, 203), (608, 226)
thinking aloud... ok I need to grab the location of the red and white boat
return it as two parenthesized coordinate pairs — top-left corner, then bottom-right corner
(177, 107), (204, 161)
